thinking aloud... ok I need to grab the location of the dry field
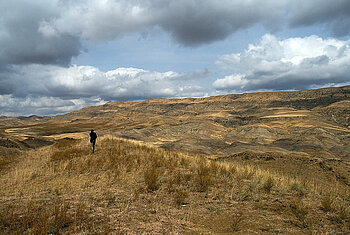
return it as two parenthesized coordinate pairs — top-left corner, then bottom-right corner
(1, 136), (349, 234)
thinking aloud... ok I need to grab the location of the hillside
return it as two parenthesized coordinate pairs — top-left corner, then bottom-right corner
(1, 137), (349, 234)
(2, 86), (350, 157)
(0, 86), (350, 233)
(1, 86), (350, 186)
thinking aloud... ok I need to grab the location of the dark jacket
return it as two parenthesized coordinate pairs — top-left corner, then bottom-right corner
(90, 131), (97, 143)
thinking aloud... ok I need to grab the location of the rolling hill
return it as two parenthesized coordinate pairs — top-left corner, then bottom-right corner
(0, 85), (350, 233)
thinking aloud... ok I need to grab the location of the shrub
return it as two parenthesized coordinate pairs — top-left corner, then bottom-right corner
(249, 180), (259, 194)
(237, 167), (255, 180)
(179, 157), (190, 167)
(195, 159), (212, 192)
(144, 166), (160, 192)
(73, 202), (89, 226)
(167, 170), (184, 193)
(290, 182), (308, 197)
(209, 161), (219, 176)
(262, 177), (274, 193)
(218, 164), (236, 179)
(0, 205), (19, 233)
(231, 208), (244, 232)
(173, 187), (189, 206)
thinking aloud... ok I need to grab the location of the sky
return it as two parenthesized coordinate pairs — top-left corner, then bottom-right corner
(1, 0), (350, 116)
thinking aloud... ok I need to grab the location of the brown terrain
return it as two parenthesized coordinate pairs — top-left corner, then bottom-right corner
(0, 85), (350, 234)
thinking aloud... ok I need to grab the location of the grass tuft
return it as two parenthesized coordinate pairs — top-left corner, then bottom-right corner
(334, 204), (349, 223)
(173, 186), (189, 206)
(321, 194), (335, 212)
(290, 200), (309, 228)
(290, 182), (309, 197)
(144, 165), (160, 192)
(195, 159), (212, 192)
(230, 207), (244, 232)
(262, 176), (274, 193)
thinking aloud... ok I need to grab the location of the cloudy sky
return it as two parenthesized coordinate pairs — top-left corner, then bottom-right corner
(1, 0), (350, 116)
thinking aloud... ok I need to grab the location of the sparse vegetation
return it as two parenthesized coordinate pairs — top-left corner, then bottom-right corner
(290, 182), (309, 197)
(290, 200), (309, 228)
(334, 203), (349, 223)
(230, 207), (244, 231)
(0, 136), (350, 234)
(321, 194), (335, 212)
(1, 86), (350, 234)
(195, 158), (213, 192)
(0, 156), (7, 170)
(0, 199), (72, 234)
(144, 165), (160, 192)
(262, 176), (274, 193)
(173, 186), (189, 206)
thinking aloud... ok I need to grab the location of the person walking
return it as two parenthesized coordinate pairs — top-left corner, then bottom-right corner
(89, 130), (97, 153)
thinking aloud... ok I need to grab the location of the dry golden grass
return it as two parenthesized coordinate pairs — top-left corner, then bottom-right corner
(144, 166), (160, 192)
(0, 156), (7, 170)
(290, 199), (309, 228)
(321, 194), (335, 212)
(53, 138), (79, 149)
(195, 158), (213, 192)
(262, 176), (274, 193)
(1, 136), (350, 234)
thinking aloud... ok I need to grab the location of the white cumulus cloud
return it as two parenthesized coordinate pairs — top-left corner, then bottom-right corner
(214, 34), (350, 92)
(0, 64), (208, 116)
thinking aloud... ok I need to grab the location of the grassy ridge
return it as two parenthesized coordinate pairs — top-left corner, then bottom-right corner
(0, 137), (349, 234)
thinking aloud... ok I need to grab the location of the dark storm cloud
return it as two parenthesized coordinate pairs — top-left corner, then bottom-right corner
(53, 0), (350, 45)
(49, 0), (350, 47)
(287, 0), (350, 37)
(51, 0), (285, 46)
(0, 66), (16, 94)
(2, 0), (350, 67)
(0, 0), (81, 66)
(153, 0), (283, 46)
